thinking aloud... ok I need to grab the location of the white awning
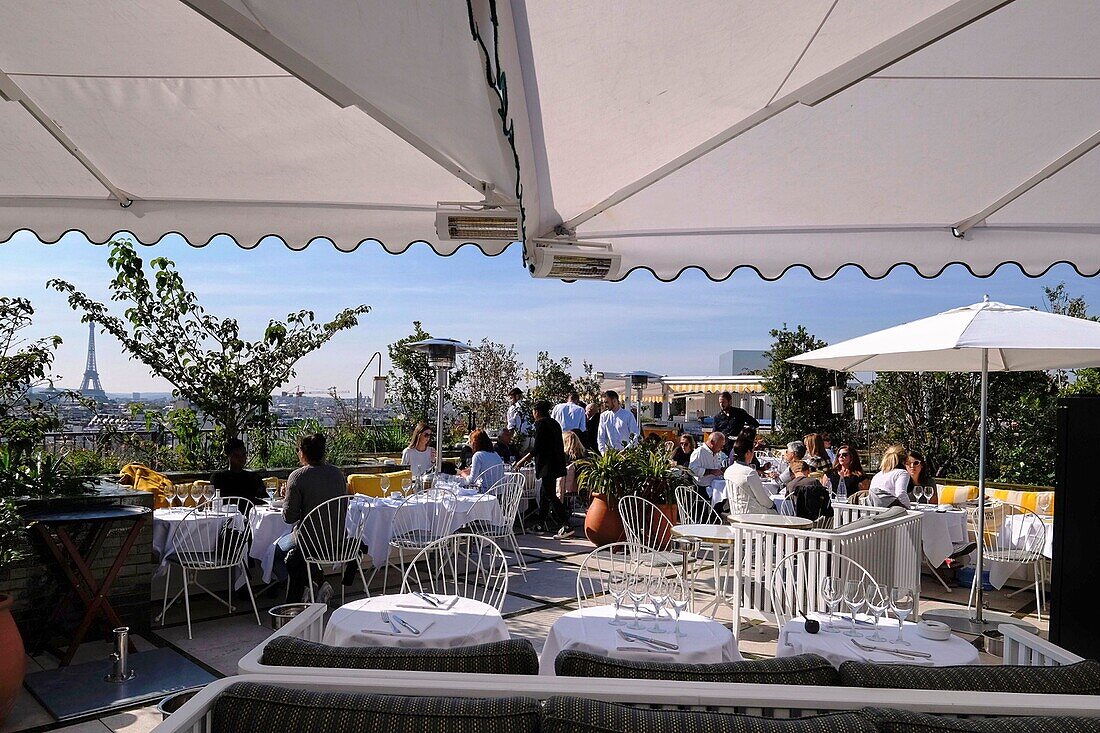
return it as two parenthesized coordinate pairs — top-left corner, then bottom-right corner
(2, 1), (1098, 280)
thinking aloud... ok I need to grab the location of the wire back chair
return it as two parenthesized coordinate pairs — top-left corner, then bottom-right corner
(576, 541), (686, 609)
(674, 484), (723, 525)
(466, 472), (528, 578)
(967, 501), (1048, 620)
(469, 461), (506, 493)
(161, 499), (259, 639)
(297, 494), (369, 605)
(769, 548), (880, 628)
(384, 488), (457, 590)
(618, 495), (683, 566)
(401, 533), (509, 611)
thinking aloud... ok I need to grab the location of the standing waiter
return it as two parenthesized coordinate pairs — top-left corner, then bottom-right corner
(713, 391), (759, 456)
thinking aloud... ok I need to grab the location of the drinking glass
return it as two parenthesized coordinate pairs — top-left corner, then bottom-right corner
(627, 580), (649, 631)
(866, 584), (890, 642)
(607, 572), (627, 627)
(820, 577), (841, 633)
(163, 485), (176, 509)
(189, 484), (203, 509)
(402, 478), (414, 494)
(202, 484), (215, 511)
(843, 580), (866, 637)
(923, 486), (935, 504)
(1037, 492), (1052, 516)
(649, 585), (668, 634)
(889, 586), (914, 646)
(669, 591), (690, 638)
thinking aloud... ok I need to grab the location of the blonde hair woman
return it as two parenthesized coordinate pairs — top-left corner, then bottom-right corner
(802, 433), (831, 472)
(557, 431), (588, 501)
(868, 444), (911, 508)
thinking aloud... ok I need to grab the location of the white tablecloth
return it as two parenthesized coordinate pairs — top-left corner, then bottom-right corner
(1001, 514), (1053, 560)
(540, 604), (741, 675)
(912, 505), (969, 566)
(248, 507), (294, 582)
(322, 594), (509, 648)
(778, 614), (979, 668)
(348, 491), (505, 565)
(152, 507), (243, 564)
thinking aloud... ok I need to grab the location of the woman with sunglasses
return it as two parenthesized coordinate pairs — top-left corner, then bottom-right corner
(402, 422), (436, 478)
(671, 434), (696, 467)
(826, 445), (867, 500)
(905, 450), (935, 503)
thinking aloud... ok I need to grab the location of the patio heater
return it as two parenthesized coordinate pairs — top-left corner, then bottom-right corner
(355, 351), (383, 426)
(410, 338), (473, 474)
(623, 371), (661, 421)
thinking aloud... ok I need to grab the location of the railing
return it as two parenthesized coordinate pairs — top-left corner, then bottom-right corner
(1001, 624), (1084, 666)
(728, 506), (922, 629)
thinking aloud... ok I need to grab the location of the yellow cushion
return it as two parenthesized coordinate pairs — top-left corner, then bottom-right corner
(119, 463), (174, 509)
(347, 471), (412, 497)
(989, 489), (1054, 515)
(936, 485), (978, 505)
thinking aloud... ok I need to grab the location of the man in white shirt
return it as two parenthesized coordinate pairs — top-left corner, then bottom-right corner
(689, 432), (727, 490)
(551, 391), (587, 433)
(507, 387), (532, 451)
(596, 390), (639, 453)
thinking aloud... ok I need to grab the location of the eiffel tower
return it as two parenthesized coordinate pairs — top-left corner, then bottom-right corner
(79, 323), (107, 401)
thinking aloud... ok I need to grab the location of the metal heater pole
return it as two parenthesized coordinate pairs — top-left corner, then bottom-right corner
(435, 367), (447, 474)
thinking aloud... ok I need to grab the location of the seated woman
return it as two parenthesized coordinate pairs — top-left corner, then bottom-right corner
(557, 431), (588, 502)
(802, 433), (832, 472)
(825, 444), (867, 499)
(459, 428), (504, 492)
(906, 450), (934, 503)
(671, 434), (696, 467)
(722, 433), (776, 515)
(401, 422), (436, 477)
(868, 444), (911, 508)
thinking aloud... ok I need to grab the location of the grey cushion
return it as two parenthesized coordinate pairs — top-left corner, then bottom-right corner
(840, 660), (1100, 695)
(260, 636), (539, 675)
(829, 505), (909, 533)
(211, 681), (540, 733)
(861, 706), (1100, 732)
(541, 696), (875, 733)
(871, 506), (909, 522)
(555, 651), (839, 685)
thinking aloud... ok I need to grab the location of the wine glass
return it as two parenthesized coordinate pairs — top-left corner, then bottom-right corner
(607, 572), (627, 627)
(923, 486), (935, 504)
(1037, 493), (1052, 516)
(889, 586), (914, 646)
(627, 578), (649, 631)
(820, 577), (841, 633)
(649, 581), (668, 634)
(163, 484), (176, 509)
(843, 579), (866, 637)
(402, 477), (414, 494)
(668, 584), (690, 638)
(202, 484), (215, 511)
(865, 584), (890, 642)
(189, 483), (203, 509)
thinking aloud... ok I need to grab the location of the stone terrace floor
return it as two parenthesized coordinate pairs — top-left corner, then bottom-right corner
(4, 525), (1047, 733)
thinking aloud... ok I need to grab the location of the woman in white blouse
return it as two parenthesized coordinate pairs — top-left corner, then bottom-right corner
(401, 422), (436, 477)
(868, 444), (912, 508)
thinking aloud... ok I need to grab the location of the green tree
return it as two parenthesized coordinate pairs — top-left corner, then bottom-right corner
(762, 324), (850, 441)
(572, 360), (603, 405)
(1045, 282), (1100, 396)
(49, 240), (369, 439)
(0, 297), (63, 457)
(529, 351), (573, 404)
(387, 322), (465, 424)
(453, 339), (521, 429)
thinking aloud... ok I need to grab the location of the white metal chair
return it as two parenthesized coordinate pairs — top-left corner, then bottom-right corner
(968, 501), (1047, 620)
(465, 472), (528, 578)
(161, 500), (260, 639)
(385, 488), (457, 590)
(675, 484), (724, 525)
(776, 496), (797, 516)
(400, 533), (509, 612)
(769, 548), (881, 628)
(575, 541), (685, 609)
(468, 462), (506, 493)
(618, 494), (682, 566)
(297, 494), (370, 605)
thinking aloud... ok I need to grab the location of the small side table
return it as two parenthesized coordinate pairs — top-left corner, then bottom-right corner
(25, 505), (151, 665)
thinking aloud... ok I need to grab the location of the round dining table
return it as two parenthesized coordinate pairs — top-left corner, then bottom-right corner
(778, 613), (979, 668)
(540, 604), (740, 675)
(322, 593), (509, 648)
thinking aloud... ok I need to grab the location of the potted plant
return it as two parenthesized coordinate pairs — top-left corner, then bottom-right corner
(0, 498), (29, 725)
(577, 443), (695, 547)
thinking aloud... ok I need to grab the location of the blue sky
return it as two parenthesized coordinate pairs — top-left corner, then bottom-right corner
(3, 229), (1100, 394)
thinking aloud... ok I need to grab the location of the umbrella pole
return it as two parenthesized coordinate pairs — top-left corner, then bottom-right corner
(975, 350), (989, 623)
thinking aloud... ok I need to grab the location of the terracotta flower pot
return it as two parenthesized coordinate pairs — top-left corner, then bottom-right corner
(584, 493), (625, 547)
(0, 594), (25, 725)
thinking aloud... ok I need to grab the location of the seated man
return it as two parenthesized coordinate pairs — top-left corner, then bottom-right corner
(689, 431), (726, 494)
(210, 438), (268, 510)
(777, 440), (806, 487)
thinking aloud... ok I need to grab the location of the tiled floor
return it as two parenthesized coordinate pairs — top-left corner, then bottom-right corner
(2, 527), (1047, 733)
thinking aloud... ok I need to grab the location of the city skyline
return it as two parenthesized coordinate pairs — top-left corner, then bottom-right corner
(5, 229), (1100, 396)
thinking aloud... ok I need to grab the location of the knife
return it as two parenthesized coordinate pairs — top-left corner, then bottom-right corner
(619, 629), (679, 651)
(413, 592), (441, 607)
(389, 613), (421, 635)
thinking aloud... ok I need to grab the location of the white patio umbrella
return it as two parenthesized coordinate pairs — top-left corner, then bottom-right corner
(788, 297), (1100, 633)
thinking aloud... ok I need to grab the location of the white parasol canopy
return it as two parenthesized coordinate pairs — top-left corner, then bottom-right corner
(2, 1), (1099, 279)
(788, 297), (1100, 629)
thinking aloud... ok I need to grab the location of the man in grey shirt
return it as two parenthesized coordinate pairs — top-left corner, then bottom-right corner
(284, 432), (348, 602)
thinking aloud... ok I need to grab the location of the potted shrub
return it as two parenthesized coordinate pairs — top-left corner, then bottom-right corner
(578, 443), (695, 547)
(0, 498), (29, 725)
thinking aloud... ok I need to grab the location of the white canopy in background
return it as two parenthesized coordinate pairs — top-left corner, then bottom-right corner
(2, 1), (1099, 280)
